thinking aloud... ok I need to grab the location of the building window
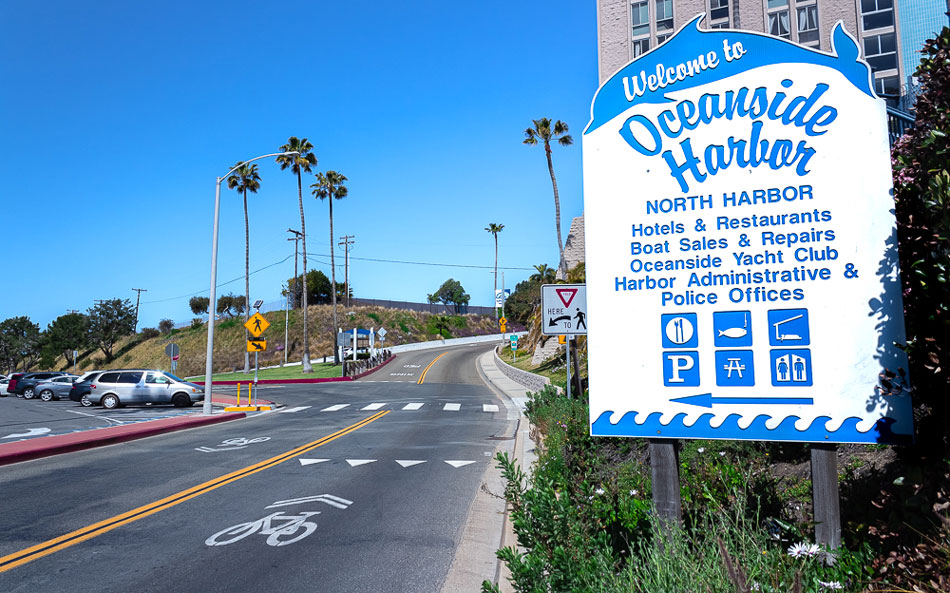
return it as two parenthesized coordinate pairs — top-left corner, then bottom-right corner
(710, 0), (729, 22)
(631, 0), (650, 37)
(655, 0), (674, 33)
(861, 0), (894, 31)
(709, 21), (730, 29)
(657, 33), (672, 45)
(797, 4), (819, 45)
(767, 0), (788, 7)
(874, 75), (899, 99)
(769, 11), (790, 38)
(632, 38), (651, 57)
(864, 32), (898, 72)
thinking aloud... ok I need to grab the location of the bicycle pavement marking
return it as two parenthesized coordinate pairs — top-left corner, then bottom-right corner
(0, 410), (389, 573)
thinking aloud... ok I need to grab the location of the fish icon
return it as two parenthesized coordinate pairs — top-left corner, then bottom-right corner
(718, 326), (748, 339)
(717, 313), (749, 339)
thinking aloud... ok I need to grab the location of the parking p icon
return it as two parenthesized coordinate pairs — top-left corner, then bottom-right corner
(663, 352), (700, 386)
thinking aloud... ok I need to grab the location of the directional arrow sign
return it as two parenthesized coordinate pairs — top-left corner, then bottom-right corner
(548, 315), (571, 327)
(671, 393), (815, 408)
(247, 339), (267, 352)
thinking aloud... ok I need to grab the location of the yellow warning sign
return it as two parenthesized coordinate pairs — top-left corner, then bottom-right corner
(244, 312), (270, 337)
(558, 335), (567, 345)
(500, 323), (507, 333)
(499, 317), (508, 325)
(247, 339), (267, 352)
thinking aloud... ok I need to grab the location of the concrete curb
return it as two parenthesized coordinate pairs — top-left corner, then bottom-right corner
(440, 349), (540, 593)
(0, 412), (247, 466)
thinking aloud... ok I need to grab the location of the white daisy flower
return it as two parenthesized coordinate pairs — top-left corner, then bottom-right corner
(818, 581), (843, 590)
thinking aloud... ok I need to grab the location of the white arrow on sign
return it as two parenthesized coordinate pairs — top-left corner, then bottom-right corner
(2, 428), (51, 439)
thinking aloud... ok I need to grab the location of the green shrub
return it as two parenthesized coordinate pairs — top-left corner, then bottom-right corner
(367, 312), (381, 323)
(140, 327), (160, 339)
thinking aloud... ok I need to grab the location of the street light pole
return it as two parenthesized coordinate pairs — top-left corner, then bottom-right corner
(203, 151), (299, 415)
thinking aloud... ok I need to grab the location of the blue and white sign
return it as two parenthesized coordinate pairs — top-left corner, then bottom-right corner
(584, 17), (913, 444)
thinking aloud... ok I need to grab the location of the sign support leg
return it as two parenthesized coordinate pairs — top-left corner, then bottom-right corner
(253, 351), (259, 406)
(569, 338), (583, 396)
(565, 338), (572, 400)
(811, 443), (841, 549)
(649, 439), (682, 530)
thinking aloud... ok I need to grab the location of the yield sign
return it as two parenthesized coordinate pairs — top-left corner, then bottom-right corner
(555, 288), (578, 308)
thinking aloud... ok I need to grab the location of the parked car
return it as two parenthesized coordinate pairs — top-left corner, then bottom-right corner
(35, 375), (80, 401)
(16, 372), (68, 399)
(68, 371), (103, 407)
(5, 372), (25, 396)
(0, 375), (8, 391)
(88, 370), (204, 409)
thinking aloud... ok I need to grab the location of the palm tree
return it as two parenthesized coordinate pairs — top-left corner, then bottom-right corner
(485, 223), (504, 320)
(523, 118), (573, 280)
(227, 162), (261, 374)
(531, 263), (556, 284)
(277, 137), (318, 373)
(311, 170), (348, 363)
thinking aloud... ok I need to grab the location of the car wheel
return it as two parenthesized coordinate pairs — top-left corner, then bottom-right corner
(172, 393), (192, 408)
(23, 387), (35, 399)
(101, 394), (120, 409)
(39, 390), (55, 402)
(80, 396), (94, 407)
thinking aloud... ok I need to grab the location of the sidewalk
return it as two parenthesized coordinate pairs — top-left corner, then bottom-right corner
(440, 348), (538, 593)
(0, 392), (268, 467)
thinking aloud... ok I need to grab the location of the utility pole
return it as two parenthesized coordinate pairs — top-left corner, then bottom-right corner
(131, 288), (147, 332)
(338, 234), (355, 307)
(287, 229), (302, 308)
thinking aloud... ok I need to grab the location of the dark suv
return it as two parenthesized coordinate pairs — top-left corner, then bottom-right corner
(14, 372), (67, 399)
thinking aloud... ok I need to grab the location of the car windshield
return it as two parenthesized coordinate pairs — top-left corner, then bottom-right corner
(164, 373), (184, 382)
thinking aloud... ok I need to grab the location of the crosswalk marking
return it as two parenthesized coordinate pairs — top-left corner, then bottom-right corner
(279, 406), (312, 414)
(312, 402), (501, 413)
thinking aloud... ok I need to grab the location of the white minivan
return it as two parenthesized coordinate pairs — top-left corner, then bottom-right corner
(88, 370), (204, 409)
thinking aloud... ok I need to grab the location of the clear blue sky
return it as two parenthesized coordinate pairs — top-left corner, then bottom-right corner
(0, 0), (596, 330)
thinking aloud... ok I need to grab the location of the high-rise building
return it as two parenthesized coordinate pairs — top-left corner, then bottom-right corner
(596, 0), (922, 106)
(897, 0), (949, 106)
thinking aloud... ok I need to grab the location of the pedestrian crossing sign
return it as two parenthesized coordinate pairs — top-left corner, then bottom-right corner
(245, 312), (269, 337)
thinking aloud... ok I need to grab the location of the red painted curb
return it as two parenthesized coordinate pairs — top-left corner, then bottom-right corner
(0, 413), (246, 467)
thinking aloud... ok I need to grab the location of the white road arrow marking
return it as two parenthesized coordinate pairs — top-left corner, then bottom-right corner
(346, 459), (377, 467)
(322, 404), (349, 412)
(395, 460), (426, 468)
(2, 428), (52, 439)
(266, 494), (353, 510)
(445, 460), (477, 468)
(298, 458), (330, 466)
(443, 403), (461, 411)
(361, 403), (386, 410)
(482, 404), (499, 412)
(402, 403), (424, 410)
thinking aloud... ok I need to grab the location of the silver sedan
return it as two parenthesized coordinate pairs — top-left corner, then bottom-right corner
(35, 375), (80, 402)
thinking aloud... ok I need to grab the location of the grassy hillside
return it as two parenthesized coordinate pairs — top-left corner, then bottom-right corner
(66, 305), (516, 377)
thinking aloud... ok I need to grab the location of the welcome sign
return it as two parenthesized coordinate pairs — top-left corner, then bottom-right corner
(583, 16), (913, 444)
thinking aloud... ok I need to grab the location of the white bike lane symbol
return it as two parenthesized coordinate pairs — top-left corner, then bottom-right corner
(205, 494), (352, 548)
(195, 436), (270, 453)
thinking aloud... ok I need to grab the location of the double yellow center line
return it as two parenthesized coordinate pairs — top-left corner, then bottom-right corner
(0, 410), (389, 574)
(417, 352), (448, 384)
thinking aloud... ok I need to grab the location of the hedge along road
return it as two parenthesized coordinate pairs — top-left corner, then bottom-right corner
(0, 342), (510, 593)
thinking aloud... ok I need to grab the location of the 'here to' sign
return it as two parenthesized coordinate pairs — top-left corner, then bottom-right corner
(583, 16), (913, 444)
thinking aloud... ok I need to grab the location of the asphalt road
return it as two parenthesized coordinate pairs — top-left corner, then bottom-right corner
(0, 343), (511, 593)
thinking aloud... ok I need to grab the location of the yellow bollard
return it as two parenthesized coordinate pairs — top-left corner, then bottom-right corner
(237, 383), (241, 406)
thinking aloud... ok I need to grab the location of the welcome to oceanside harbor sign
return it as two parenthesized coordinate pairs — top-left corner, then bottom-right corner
(582, 16), (913, 444)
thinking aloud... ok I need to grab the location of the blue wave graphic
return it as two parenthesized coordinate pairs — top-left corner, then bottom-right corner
(585, 15), (874, 134)
(591, 411), (912, 444)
